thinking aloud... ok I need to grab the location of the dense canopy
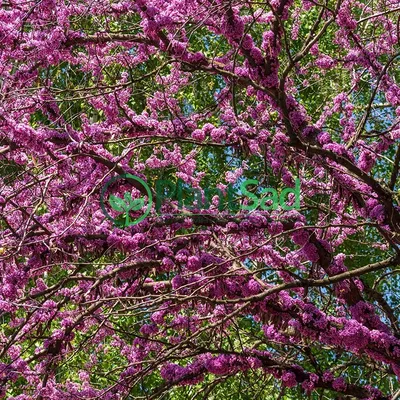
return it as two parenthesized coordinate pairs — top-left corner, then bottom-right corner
(1, 0), (400, 398)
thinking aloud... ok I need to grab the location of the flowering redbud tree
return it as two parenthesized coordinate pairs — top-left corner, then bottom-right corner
(1, 0), (400, 398)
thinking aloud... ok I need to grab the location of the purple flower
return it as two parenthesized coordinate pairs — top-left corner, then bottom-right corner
(332, 377), (347, 392)
(282, 371), (297, 388)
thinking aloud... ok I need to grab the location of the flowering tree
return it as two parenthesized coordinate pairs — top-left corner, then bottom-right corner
(1, 0), (400, 398)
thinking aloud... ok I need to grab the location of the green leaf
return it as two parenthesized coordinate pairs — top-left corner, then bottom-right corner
(124, 192), (134, 203)
(124, 192), (145, 211)
(130, 198), (145, 211)
(109, 195), (129, 212)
